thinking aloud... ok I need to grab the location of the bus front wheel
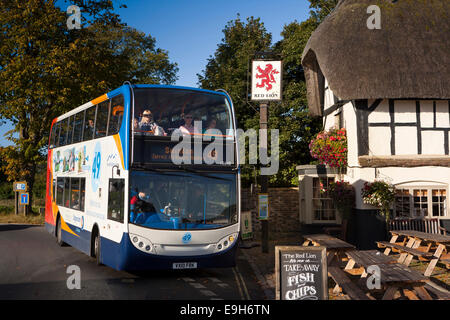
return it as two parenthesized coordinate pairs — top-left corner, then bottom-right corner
(56, 216), (66, 247)
(93, 230), (102, 266)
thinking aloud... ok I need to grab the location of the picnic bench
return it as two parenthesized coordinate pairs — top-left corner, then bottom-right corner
(377, 230), (450, 276)
(389, 218), (447, 235)
(343, 250), (432, 300)
(302, 234), (371, 299)
(302, 233), (355, 265)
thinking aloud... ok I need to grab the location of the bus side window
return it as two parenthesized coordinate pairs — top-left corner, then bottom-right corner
(80, 178), (85, 211)
(95, 101), (109, 139)
(108, 95), (124, 136)
(54, 122), (61, 147)
(64, 177), (70, 207)
(83, 106), (96, 141)
(56, 177), (64, 206)
(70, 178), (80, 210)
(67, 115), (74, 145)
(59, 118), (69, 147)
(73, 111), (84, 144)
(49, 123), (57, 148)
(108, 179), (124, 223)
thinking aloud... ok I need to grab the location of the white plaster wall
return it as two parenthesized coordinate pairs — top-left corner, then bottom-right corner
(368, 127), (391, 155)
(343, 166), (450, 219)
(420, 100), (434, 128)
(395, 127), (417, 155)
(436, 101), (450, 127)
(422, 131), (445, 154)
(343, 102), (358, 168)
(368, 100), (390, 123)
(395, 100), (416, 123)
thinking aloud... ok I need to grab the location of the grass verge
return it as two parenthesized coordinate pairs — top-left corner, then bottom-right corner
(0, 205), (45, 225)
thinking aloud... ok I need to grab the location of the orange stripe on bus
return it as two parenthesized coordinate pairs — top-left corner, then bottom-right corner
(113, 134), (125, 170)
(91, 94), (108, 105)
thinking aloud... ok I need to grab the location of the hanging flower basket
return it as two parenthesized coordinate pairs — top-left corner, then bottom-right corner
(361, 181), (396, 222)
(328, 180), (355, 220)
(309, 128), (347, 168)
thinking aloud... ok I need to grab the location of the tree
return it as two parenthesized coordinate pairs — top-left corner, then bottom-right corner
(0, 0), (178, 211)
(197, 0), (339, 186)
(198, 16), (272, 129)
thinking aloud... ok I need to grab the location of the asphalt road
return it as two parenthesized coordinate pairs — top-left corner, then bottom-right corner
(0, 224), (266, 300)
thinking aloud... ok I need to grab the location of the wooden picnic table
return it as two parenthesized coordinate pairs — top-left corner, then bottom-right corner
(302, 234), (370, 299)
(302, 234), (355, 265)
(378, 230), (450, 276)
(343, 250), (432, 300)
(371, 263), (431, 300)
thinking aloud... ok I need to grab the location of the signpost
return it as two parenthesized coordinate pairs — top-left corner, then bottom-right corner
(257, 193), (269, 220)
(250, 53), (282, 253)
(13, 181), (28, 215)
(240, 211), (253, 241)
(275, 246), (328, 300)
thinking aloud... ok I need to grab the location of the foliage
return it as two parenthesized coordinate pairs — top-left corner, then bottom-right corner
(0, 0), (178, 208)
(309, 128), (347, 168)
(327, 180), (355, 219)
(198, 15), (325, 186)
(361, 181), (396, 221)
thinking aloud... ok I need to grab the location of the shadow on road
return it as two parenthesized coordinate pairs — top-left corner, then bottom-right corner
(0, 224), (41, 232)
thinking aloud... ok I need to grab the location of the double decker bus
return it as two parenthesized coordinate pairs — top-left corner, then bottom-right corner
(45, 84), (240, 270)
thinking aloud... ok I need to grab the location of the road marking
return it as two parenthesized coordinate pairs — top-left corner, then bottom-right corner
(181, 277), (195, 282)
(232, 267), (245, 300)
(200, 290), (217, 297)
(235, 265), (250, 300)
(190, 282), (207, 289)
(241, 249), (274, 299)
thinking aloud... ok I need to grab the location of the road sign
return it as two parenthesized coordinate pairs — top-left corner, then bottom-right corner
(240, 211), (253, 240)
(19, 193), (29, 205)
(13, 181), (28, 192)
(258, 193), (269, 220)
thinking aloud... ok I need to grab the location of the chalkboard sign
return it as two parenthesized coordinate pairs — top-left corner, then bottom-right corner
(275, 246), (328, 300)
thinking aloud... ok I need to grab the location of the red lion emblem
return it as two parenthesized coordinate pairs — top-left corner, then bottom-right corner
(255, 63), (279, 91)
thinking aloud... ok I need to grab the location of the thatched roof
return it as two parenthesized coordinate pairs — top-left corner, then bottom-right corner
(301, 0), (450, 116)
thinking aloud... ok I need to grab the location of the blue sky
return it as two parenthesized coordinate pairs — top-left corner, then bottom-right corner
(0, 0), (311, 147)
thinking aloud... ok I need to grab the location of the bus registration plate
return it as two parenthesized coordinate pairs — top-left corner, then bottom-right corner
(173, 262), (197, 269)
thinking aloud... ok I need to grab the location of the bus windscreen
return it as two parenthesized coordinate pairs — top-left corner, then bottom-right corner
(129, 171), (237, 230)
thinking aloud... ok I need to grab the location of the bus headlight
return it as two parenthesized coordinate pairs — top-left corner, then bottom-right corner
(130, 233), (155, 254)
(215, 233), (238, 252)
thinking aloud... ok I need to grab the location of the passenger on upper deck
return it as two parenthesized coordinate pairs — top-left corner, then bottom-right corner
(178, 112), (200, 135)
(137, 109), (167, 136)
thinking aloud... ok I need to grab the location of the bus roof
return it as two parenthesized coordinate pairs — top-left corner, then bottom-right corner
(52, 84), (231, 124)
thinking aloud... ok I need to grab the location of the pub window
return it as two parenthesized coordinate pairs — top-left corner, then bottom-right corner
(413, 189), (428, 218)
(95, 101), (110, 139)
(394, 187), (448, 218)
(73, 111), (85, 144)
(56, 177), (64, 206)
(59, 118), (69, 147)
(432, 189), (446, 217)
(394, 189), (411, 218)
(108, 179), (124, 223)
(312, 177), (336, 221)
(83, 106), (96, 141)
(108, 95), (124, 136)
(66, 115), (74, 145)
